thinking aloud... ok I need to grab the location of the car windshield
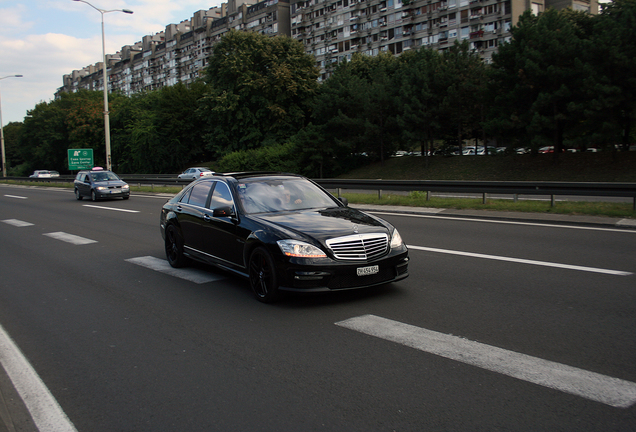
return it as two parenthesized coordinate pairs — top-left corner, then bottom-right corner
(92, 171), (120, 182)
(237, 177), (338, 214)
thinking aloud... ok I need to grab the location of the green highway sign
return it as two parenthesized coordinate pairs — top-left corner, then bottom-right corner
(68, 149), (94, 170)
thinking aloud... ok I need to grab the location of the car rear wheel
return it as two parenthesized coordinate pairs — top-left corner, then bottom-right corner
(165, 224), (189, 268)
(249, 247), (280, 303)
(75, 188), (82, 200)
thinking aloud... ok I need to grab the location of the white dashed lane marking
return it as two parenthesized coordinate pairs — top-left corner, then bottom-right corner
(43, 232), (97, 245)
(2, 219), (33, 227)
(82, 204), (139, 213)
(336, 315), (636, 408)
(126, 256), (226, 284)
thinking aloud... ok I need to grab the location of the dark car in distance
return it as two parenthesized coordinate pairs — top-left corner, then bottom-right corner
(74, 167), (130, 201)
(160, 172), (409, 302)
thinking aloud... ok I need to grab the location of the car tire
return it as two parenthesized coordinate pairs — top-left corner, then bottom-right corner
(91, 190), (97, 201)
(249, 247), (280, 303)
(165, 224), (189, 268)
(75, 188), (82, 200)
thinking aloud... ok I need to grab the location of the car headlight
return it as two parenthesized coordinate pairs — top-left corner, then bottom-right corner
(390, 229), (404, 249)
(277, 240), (327, 258)
(96, 186), (106, 191)
(122, 184), (130, 190)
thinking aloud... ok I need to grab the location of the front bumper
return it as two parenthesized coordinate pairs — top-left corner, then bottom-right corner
(96, 189), (129, 199)
(276, 249), (409, 293)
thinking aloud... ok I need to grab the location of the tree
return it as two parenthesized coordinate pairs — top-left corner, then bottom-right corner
(489, 9), (593, 155)
(201, 31), (319, 156)
(19, 100), (69, 173)
(2, 122), (24, 174)
(112, 82), (209, 173)
(439, 41), (488, 155)
(588, 0), (636, 151)
(395, 48), (444, 164)
(312, 52), (402, 165)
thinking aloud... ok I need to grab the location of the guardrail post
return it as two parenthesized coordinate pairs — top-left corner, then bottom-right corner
(378, 189), (382, 200)
(482, 193), (487, 204)
(513, 194), (518, 203)
(426, 191), (430, 201)
(551, 195), (555, 207)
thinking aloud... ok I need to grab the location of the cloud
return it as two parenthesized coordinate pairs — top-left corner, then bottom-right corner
(0, 0), (222, 123)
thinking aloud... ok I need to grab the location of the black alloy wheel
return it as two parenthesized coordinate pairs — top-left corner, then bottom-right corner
(165, 224), (188, 268)
(91, 190), (97, 201)
(75, 188), (82, 200)
(249, 247), (280, 303)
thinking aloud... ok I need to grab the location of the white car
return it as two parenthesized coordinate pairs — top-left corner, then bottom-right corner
(178, 167), (214, 180)
(29, 170), (52, 178)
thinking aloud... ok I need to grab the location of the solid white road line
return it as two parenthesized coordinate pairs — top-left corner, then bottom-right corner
(3, 195), (27, 199)
(408, 245), (633, 276)
(372, 211), (636, 233)
(336, 315), (636, 408)
(126, 256), (226, 284)
(82, 205), (139, 213)
(0, 323), (78, 432)
(43, 232), (97, 245)
(1, 219), (33, 227)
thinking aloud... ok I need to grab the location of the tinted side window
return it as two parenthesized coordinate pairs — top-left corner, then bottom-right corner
(209, 182), (233, 210)
(186, 182), (213, 207)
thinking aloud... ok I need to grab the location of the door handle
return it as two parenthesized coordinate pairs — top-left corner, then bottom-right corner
(203, 214), (211, 222)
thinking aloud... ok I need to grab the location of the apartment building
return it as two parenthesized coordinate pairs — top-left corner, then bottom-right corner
(55, 0), (595, 95)
(292, 0), (596, 79)
(56, 0), (290, 97)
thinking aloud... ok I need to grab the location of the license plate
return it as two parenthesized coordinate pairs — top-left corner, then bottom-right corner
(357, 265), (379, 276)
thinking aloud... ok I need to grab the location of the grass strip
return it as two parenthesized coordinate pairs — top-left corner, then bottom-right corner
(2, 180), (634, 218)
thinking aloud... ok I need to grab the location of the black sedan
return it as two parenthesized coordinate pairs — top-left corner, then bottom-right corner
(160, 172), (409, 302)
(74, 168), (130, 201)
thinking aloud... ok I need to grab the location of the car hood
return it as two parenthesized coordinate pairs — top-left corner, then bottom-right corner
(251, 206), (392, 244)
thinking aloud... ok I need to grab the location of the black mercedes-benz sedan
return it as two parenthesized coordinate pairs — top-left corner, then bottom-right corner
(160, 172), (409, 302)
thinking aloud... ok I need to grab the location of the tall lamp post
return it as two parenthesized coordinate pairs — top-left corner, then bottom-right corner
(72, 0), (133, 171)
(0, 74), (23, 178)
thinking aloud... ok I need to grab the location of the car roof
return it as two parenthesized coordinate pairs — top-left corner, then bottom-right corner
(214, 171), (298, 180)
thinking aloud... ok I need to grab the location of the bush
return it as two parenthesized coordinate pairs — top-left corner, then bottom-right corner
(216, 142), (300, 173)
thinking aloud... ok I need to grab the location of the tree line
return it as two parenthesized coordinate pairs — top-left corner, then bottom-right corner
(3, 0), (635, 178)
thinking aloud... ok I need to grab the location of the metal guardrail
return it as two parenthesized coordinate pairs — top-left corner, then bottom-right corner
(314, 179), (636, 210)
(4, 176), (636, 209)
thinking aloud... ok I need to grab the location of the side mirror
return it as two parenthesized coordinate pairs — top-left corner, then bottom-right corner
(213, 206), (235, 217)
(338, 196), (349, 206)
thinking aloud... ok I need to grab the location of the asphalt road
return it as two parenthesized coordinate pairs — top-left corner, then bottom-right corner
(1, 184), (635, 431)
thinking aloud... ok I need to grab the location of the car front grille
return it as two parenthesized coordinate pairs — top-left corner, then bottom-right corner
(326, 233), (389, 261)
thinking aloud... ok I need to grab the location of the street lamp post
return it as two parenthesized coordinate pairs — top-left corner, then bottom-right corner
(72, 0), (133, 171)
(0, 74), (23, 178)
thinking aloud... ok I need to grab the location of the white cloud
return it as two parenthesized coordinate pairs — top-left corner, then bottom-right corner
(0, 0), (222, 123)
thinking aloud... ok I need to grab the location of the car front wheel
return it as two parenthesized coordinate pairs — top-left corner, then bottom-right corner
(91, 190), (97, 201)
(165, 224), (188, 268)
(75, 188), (82, 200)
(249, 247), (280, 303)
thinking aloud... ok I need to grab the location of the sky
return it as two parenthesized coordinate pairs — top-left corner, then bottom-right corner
(0, 0), (223, 125)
